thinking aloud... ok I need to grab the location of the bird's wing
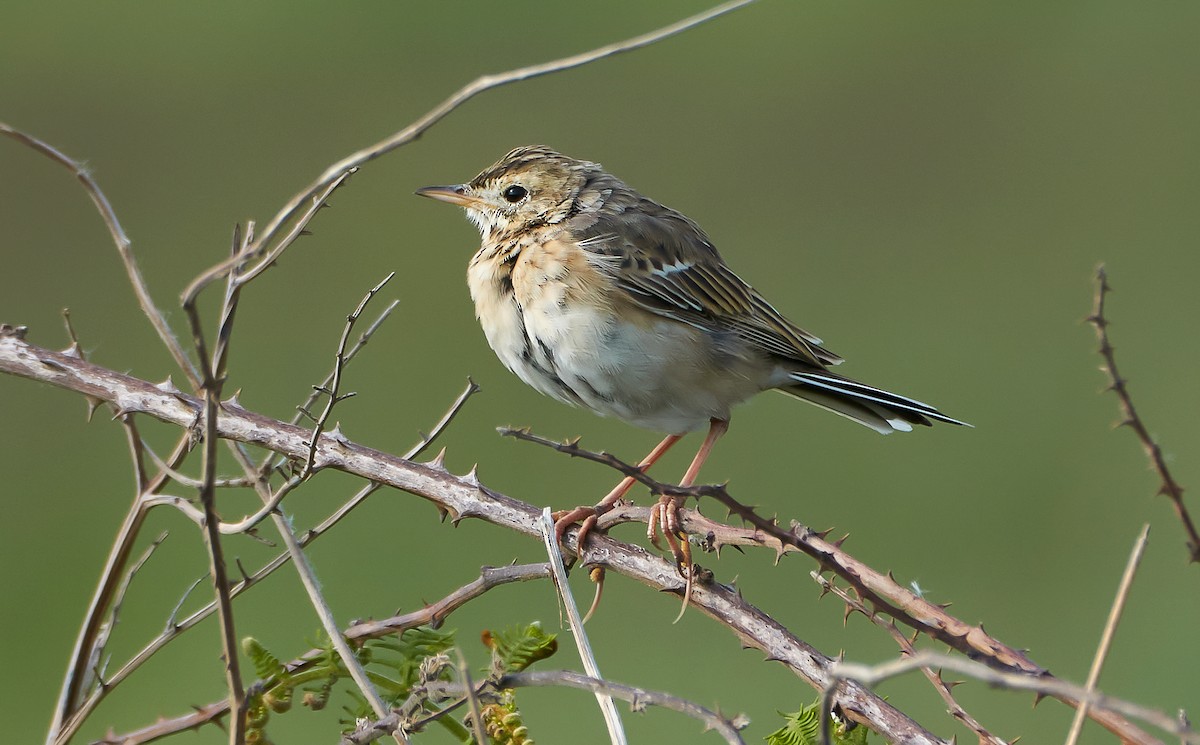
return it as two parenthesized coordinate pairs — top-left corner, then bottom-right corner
(569, 204), (842, 367)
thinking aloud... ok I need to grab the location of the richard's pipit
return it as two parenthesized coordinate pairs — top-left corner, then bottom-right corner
(417, 146), (966, 561)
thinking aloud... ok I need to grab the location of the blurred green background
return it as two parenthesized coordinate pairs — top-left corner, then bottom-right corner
(3, 1), (1198, 742)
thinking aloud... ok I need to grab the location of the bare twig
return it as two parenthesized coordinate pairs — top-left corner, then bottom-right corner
(1065, 523), (1151, 745)
(812, 573), (1007, 745)
(1087, 266), (1198, 561)
(300, 273), (395, 476)
(180, 0), (759, 304)
(352, 670), (748, 745)
(49, 433), (193, 745)
(539, 509), (626, 745)
(823, 650), (1193, 745)
(83, 531), (169, 695)
(0, 122), (200, 388)
(185, 308), (248, 745)
(63, 380), (483, 733)
(96, 564), (552, 744)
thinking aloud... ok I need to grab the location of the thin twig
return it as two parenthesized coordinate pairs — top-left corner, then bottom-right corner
(96, 564), (552, 745)
(812, 573), (1008, 745)
(455, 650), (489, 745)
(301, 273), (395, 476)
(403, 378), (480, 461)
(49, 433), (193, 745)
(83, 531), (169, 695)
(352, 670), (748, 745)
(0, 122), (199, 388)
(822, 650), (1194, 745)
(221, 447), (408, 745)
(185, 301), (248, 745)
(1065, 523), (1151, 745)
(62, 381), (482, 733)
(1087, 266), (1198, 561)
(539, 509), (627, 745)
(180, 0), (759, 304)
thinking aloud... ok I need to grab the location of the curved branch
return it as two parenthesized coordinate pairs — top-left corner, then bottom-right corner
(180, 0), (759, 304)
(0, 328), (945, 744)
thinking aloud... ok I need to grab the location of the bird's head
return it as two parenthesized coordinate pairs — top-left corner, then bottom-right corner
(416, 146), (599, 237)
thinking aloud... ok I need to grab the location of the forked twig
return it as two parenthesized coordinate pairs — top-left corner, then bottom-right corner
(1087, 266), (1198, 561)
(95, 563), (552, 744)
(0, 123), (200, 389)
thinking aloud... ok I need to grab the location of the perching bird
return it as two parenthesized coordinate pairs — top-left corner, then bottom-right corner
(417, 145), (966, 563)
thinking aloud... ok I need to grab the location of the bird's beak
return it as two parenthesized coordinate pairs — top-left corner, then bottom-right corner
(415, 184), (487, 209)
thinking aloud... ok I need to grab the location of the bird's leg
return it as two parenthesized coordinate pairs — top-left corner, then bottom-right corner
(649, 418), (728, 565)
(554, 433), (682, 549)
(647, 418), (728, 622)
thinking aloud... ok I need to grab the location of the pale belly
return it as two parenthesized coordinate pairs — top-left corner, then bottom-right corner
(474, 287), (770, 433)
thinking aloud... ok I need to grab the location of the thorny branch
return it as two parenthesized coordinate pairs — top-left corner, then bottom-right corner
(822, 650), (1195, 745)
(7, 4), (764, 742)
(59, 382), (479, 744)
(1087, 265), (1198, 562)
(0, 329), (1160, 745)
(497, 426), (1160, 742)
(812, 573), (1007, 745)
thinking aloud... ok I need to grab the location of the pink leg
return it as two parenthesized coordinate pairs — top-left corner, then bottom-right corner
(649, 418), (729, 561)
(554, 433), (683, 548)
(650, 418), (729, 622)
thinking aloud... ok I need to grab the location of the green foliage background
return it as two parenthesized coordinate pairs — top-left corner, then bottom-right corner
(2, 2), (1197, 742)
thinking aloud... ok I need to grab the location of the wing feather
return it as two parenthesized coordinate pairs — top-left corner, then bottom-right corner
(568, 205), (839, 367)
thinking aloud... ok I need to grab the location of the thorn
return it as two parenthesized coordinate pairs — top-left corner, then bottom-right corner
(85, 396), (103, 422)
(463, 464), (481, 487)
(832, 532), (850, 548)
(222, 391), (242, 408)
(327, 423), (350, 444)
(61, 342), (83, 358)
(428, 447), (448, 470)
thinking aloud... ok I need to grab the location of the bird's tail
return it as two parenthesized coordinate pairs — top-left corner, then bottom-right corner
(778, 371), (969, 435)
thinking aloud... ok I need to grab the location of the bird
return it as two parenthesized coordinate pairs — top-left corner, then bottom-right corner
(416, 145), (966, 567)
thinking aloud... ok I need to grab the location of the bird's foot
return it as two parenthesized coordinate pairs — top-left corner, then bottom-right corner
(648, 495), (697, 621)
(552, 500), (619, 553)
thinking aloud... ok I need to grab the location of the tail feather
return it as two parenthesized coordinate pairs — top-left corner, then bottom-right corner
(779, 371), (968, 434)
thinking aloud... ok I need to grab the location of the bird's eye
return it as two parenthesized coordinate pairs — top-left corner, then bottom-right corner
(502, 184), (528, 203)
